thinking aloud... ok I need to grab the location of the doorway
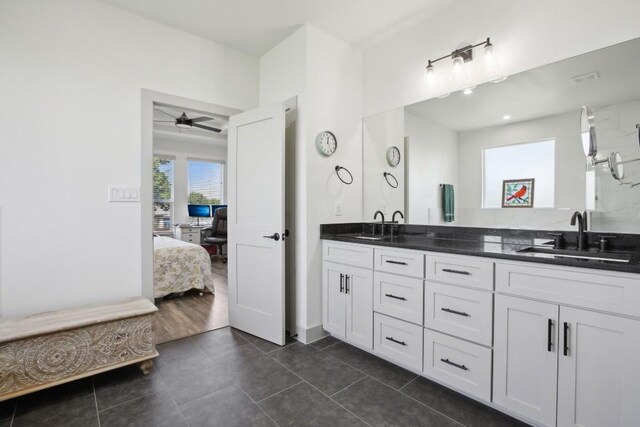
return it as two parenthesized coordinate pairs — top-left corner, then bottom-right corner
(141, 90), (241, 343)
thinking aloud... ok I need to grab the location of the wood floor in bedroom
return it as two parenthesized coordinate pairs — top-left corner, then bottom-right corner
(154, 258), (228, 344)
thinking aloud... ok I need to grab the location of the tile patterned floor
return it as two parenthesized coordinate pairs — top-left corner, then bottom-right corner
(0, 329), (530, 426)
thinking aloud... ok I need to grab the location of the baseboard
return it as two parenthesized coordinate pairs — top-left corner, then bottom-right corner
(292, 323), (326, 344)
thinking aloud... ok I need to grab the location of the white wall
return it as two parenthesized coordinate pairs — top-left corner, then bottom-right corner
(404, 112), (458, 224)
(153, 136), (227, 227)
(362, 0), (640, 116)
(260, 25), (363, 342)
(0, 0), (258, 317)
(363, 108), (405, 220)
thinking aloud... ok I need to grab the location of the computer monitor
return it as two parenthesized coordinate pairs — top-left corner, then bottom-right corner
(187, 204), (211, 225)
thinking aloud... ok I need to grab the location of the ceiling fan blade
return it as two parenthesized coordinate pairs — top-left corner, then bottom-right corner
(153, 120), (175, 123)
(153, 108), (178, 119)
(190, 116), (215, 123)
(192, 123), (222, 133)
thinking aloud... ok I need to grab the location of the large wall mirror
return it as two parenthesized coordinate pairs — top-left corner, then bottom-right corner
(363, 38), (640, 233)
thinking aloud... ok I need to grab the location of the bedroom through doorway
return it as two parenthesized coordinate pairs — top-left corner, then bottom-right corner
(146, 94), (236, 344)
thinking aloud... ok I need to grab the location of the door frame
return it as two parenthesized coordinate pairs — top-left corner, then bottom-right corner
(140, 89), (241, 301)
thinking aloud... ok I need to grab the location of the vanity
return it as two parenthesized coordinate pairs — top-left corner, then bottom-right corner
(321, 225), (640, 426)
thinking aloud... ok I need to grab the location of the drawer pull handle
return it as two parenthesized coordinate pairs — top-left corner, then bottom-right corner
(385, 336), (407, 346)
(340, 274), (344, 293)
(441, 308), (469, 317)
(440, 358), (468, 371)
(386, 260), (408, 265)
(547, 319), (553, 352)
(442, 268), (470, 275)
(385, 293), (407, 301)
(563, 322), (569, 356)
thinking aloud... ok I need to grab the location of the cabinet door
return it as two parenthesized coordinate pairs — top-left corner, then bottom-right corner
(558, 307), (640, 427)
(493, 295), (558, 427)
(345, 265), (373, 350)
(322, 262), (346, 339)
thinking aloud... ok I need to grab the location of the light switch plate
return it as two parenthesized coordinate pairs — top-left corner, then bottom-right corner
(109, 185), (140, 202)
(334, 201), (342, 216)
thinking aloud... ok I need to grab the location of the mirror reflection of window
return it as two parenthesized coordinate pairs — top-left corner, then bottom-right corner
(483, 139), (555, 208)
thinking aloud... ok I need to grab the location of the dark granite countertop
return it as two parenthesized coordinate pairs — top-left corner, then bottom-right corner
(320, 223), (640, 274)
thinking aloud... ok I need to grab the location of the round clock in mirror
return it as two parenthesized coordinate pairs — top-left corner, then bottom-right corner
(316, 131), (337, 156)
(386, 146), (401, 167)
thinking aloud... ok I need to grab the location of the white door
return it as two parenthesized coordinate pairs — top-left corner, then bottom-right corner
(322, 262), (346, 339)
(493, 295), (559, 427)
(346, 266), (374, 350)
(228, 101), (287, 345)
(557, 307), (640, 427)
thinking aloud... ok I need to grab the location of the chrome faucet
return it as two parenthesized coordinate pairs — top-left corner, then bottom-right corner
(570, 211), (588, 251)
(374, 211), (385, 237)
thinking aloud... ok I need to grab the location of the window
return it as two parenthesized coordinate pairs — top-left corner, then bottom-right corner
(153, 156), (174, 232)
(188, 160), (224, 206)
(483, 139), (555, 208)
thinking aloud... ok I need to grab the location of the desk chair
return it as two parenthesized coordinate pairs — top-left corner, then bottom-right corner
(202, 207), (227, 263)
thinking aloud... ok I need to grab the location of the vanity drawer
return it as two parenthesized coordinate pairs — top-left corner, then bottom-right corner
(323, 241), (374, 269)
(374, 248), (424, 278)
(495, 261), (640, 317)
(426, 253), (493, 290)
(374, 272), (423, 325)
(374, 312), (423, 371)
(425, 282), (493, 346)
(423, 329), (492, 402)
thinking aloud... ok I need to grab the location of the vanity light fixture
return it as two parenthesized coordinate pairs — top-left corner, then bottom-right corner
(424, 37), (495, 79)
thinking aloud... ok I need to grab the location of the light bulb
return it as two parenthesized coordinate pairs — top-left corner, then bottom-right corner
(484, 42), (494, 58)
(452, 55), (464, 69)
(424, 62), (435, 82)
(463, 86), (476, 95)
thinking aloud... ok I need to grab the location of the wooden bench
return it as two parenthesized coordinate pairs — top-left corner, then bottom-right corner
(0, 297), (158, 401)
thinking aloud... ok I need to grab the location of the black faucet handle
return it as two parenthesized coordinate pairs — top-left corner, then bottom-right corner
(546, 232), (565, 249)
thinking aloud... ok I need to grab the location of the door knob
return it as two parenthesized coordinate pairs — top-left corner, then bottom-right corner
(263, 233), (280, 241)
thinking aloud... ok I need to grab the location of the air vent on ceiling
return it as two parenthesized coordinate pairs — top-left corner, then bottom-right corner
(570, 71), (600, 84)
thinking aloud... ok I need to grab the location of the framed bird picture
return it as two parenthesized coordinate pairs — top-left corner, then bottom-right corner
(502, 178), (535, 208)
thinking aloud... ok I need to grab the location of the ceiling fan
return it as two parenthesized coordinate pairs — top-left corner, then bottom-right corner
(154, 109), (222, 133)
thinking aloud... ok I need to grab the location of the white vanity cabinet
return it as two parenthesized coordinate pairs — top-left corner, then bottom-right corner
(322, 238), (640, 427)
(322, 254), (374, 350)
(494, 262), (640, 427)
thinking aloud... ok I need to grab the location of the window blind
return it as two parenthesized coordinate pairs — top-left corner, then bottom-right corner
(188, 160), (224, 206)
(153, 156), (174, 232)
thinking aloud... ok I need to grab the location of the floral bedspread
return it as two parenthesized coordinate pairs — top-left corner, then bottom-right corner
(153, 236), (214, 298)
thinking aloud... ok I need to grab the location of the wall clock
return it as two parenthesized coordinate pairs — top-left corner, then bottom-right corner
(386, 146), (401, 167)
(316, 131), (337, 156)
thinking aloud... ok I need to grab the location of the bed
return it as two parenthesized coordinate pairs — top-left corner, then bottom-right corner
(153, 236), (214, 298)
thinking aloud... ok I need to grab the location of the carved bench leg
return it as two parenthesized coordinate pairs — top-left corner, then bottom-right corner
(139, 359), (154, 375)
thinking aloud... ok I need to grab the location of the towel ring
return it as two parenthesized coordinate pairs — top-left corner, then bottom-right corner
(335, 165), (353, 185)
(383, 172), (398, 188)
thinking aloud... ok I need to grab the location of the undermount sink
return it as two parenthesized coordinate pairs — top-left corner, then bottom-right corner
(517, 246), (631, 263)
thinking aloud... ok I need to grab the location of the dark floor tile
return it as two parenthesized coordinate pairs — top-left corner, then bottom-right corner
(157, 354), (236, 404)
(156, 336), (206, 364)
(13, 380), (98, 427)
(0, 399), (15, 421)
(99, 390), (186, 427)
(310, 335), (340, 350)
(93, 363), (167, 411)
(207, 344), (302, 401)
(233, 328), (296, 353)
(401, 377), (529, 426)
(192, 326), (250, 357)
(0, 419), (11, 427)
(324, 342), (417, 389)
(270, 343), (365, 395)
(260, 382), (366, 426)
(179, 384), (275, 427)
(335, 377), (460, 427)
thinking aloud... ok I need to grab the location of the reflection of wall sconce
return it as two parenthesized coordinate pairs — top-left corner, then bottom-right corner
(335, 165), (353, 185)
(425, 37), (497, 82)
(383, 172), (398, 188)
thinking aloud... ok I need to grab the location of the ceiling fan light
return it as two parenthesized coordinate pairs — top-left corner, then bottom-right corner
(175, 122), (191, 129)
